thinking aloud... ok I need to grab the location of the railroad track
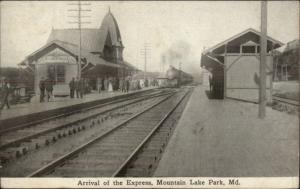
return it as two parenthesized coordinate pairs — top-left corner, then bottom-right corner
(272, 95), (299, 107)
(0, 89), (174, 166)
(24, 87), (192, 177)
(0, 89), (163, 134)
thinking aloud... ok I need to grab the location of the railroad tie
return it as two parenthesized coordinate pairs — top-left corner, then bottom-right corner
(76, 126), (82, 132)
(22, 141), (39, 150)
(5, 147), (27, 158)
(0, 152), (12, 164)
(72, 127), (77, 134)
(30, 138), (47, 148)
(68, 129), (73, 135)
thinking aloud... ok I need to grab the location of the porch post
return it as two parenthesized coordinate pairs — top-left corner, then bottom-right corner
(224, 43), (228, 99)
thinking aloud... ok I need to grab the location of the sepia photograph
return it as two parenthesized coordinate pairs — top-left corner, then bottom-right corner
(0, 1), (299, 188)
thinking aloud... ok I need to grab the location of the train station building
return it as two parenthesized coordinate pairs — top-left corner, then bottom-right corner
(201, 28), (283, 102)
(19, 10), (137, 96)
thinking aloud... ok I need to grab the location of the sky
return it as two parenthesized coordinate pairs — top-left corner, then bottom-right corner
(0, 1), (299, 79)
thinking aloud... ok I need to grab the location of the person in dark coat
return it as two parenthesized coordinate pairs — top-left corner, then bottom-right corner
(75, 77), (80, 98)
(0, 79), (10, 111)
(69, 77), (76, 98)
(39, 77), (46, 102)
(119, 77), (124, 92)
(144, 78), (149, 87)
(103, 77), (108, 91)
(209, 74), (213, 93)
(125, 77), (130, 93)
(79, 78), (84, 98)
(45, 78), (54, 102)
(97, 77), (102, 93)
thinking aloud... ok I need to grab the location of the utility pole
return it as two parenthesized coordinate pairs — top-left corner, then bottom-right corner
(140, 43), (151, 80)
(161, 55), (166, 73)
(178, 61), (182, 86)
(259, 0), (267, 118)
(67, 1), (91, 79)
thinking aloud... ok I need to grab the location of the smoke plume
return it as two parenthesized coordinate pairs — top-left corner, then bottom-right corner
(161, 40), (191, 67)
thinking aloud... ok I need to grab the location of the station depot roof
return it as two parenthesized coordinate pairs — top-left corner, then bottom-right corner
(46, 11), (123, 54)
(201, 28), (284, 69)
(274, 39), (299, 53)
(19, 40), (134, 71)
(202, 28), (283, 55)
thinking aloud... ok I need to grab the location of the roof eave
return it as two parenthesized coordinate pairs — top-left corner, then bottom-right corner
(203, 28), (284, 54)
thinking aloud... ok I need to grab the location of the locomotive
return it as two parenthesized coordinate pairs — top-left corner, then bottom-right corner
(165, 66), (193, 87)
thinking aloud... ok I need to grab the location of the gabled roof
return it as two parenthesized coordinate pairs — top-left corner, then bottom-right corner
(19, 40), (129, 69)
(47, 11), (123, 54)
(274, 39), (299, 53)
(203, 28), (284, 54)
(47, 28), (105, 53)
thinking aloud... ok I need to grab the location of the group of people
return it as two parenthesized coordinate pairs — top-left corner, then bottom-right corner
(97, 77), (131, 93)
(116, 77), (131, 93)
(39, 77), (54, 102)
(69, 77), (85, 99)
(96, 76), (159, 93)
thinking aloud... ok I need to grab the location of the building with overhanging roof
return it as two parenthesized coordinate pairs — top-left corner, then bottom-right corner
(19, 10), (137, 96)
(273, 39), (299, 81)
(201, 28), (283, 102)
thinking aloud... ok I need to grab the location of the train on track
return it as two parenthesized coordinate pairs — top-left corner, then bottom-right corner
(165, 66), (194, 87)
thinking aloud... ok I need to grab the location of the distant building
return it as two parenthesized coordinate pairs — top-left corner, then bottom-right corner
(201, 28), (283, 102)
(273, 39), (299, 81)
(19, 10), (137, 96)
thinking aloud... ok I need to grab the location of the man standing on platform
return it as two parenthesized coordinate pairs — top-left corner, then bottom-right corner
(69, 77), (75, 98)
(39, 77), (45, 102)
(77, 78), (84, 99)
(0, 79), (11, 112)
(103, 77), (108, 92)
(45, 77), (54, 102)
(119, 77), (124, 92)
(97, 77), (102, 93)
(75, 77), (80, 98)
(125, 77), (130, 93)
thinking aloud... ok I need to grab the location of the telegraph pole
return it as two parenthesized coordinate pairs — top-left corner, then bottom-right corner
(259, 0), (267, 118)
(178, 61), (182, 86)
(161, 55), (166, 73)
(140, 43), (151, 79)
(68, 1), (91, 79)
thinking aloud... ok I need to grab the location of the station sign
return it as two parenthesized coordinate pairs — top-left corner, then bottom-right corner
(38, 48), (77, 64)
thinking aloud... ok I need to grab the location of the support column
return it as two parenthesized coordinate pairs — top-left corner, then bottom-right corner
(224, 43), (228, 99)
(259, 0), (267, 118)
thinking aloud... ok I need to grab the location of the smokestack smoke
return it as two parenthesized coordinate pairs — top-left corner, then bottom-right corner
(160, 40), (191, 67)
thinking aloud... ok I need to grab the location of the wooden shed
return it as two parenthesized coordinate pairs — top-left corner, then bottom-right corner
(201, 28), (283, 102)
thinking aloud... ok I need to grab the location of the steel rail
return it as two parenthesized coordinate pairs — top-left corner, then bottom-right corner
(272, 95), (299, 106)
(112, 89), (191, 177)
(0, 91), (174, 150)
(26, 92), (176, 177)
(0, 89), (162, 134)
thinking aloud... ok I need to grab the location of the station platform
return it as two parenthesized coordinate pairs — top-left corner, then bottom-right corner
(0, 87), (156, 130)
(154, 85), (298, 177)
